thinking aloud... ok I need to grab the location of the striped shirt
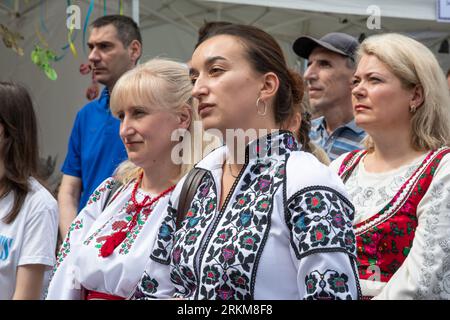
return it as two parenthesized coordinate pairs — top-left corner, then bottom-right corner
(310, 116), (366, 161)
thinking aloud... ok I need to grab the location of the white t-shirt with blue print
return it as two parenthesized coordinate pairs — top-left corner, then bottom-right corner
(0, 177), (58, 299)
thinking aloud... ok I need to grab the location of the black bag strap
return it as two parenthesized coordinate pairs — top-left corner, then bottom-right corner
(176, 168), (207, 230)
(102, 180), (123, 211)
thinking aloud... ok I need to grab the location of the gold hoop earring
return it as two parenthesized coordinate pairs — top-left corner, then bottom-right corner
(256, 97), (267, 116)
(410, 104), (417, 114)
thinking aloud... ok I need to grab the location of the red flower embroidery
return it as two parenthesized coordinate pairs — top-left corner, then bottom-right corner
(312, 197), (320, 207)
(112, 221), (127, 231)
(316, 230), (323, 241)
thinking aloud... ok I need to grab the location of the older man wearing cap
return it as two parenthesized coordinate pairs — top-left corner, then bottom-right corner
(293, 32), (366, 161)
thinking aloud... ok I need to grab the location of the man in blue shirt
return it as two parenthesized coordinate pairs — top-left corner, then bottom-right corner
(58, 15), (142, 237)
(293, 32), (366, 161)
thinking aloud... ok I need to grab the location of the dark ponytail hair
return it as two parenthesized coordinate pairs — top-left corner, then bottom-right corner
(294, 92), (330, 165)
(287, 69), (312, 151)
(196, 23), (304, 128)
(0, 82), (39, 224)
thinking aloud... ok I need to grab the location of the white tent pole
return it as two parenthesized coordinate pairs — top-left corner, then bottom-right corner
(265, 16), (309, 32)
(139, 2), (196, 35)
(19, 2), (44, 18)
(14, 0), (19, 15)
(132, 0), (139, 25)
(0, 3), (10, 16)
(216, 2), (222, 20)
(248, 7), (269, 25)
(428, 35), (450, 50)
(187, 0), (246, 24)
(168, 4), (199, 30)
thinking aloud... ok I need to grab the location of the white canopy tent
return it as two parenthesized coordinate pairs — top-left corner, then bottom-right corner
(0, 0), (449, 187)
(205, 0), (439, 20)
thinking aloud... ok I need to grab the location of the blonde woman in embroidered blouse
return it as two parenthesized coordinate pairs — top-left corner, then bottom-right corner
(330, 33), (450, 299)
(46, 58), (208, 300)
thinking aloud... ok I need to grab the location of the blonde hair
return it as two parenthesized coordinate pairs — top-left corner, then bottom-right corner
(110, 58), (207, 185)
(309, 142), (330, 165)
(357, 33), (450, 151)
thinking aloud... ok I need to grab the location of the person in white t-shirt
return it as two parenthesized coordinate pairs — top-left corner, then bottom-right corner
(0, 82), (58, 300)
(330, 33), (450, 299)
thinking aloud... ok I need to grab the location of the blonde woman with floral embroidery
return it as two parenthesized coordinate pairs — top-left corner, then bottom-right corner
(46, 58), (205, 299)
(330, 33), (450, 299)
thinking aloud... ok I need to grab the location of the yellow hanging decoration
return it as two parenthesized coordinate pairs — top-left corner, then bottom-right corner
(68, 26), (78, 58)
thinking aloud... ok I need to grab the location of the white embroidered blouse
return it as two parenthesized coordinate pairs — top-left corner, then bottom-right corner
(134, 131), (361, 300)
(46, 178), (174, 299)
(331, 152), (450, 299)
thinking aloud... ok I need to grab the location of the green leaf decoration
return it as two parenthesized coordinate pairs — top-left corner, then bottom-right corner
(44, 66), (57, 80)
(31, 50), (40, 64)
(30, 45), (58, 81)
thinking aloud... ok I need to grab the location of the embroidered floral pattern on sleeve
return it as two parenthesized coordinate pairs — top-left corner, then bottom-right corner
(304, 269), (353, 300)
(286, 187), (357, 259)
(80, 178), (125, 248)
(131, 271), (159, 299)
(54, 219), (83, 271)
(150, 200), (177, 264)
(434, 239), (450, 299)
(415, 182), (450, 299)
(86, 178), (115, 206)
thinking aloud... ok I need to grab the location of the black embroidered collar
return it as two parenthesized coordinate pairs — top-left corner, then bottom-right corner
(195, 130), (300, 171)
(245, 130), (300, 161)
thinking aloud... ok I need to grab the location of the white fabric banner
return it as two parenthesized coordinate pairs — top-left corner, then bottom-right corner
(437, 0), (450, 22)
